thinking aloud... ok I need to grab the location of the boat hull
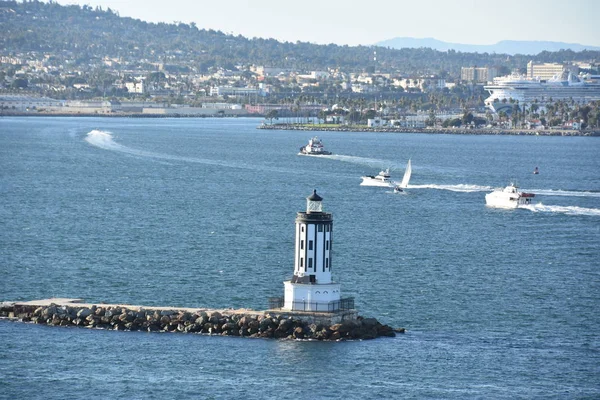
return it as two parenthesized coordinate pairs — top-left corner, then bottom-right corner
(299, 150), (332, 156)
(485, 192), (534, 209)
(360, 177), (393, 187)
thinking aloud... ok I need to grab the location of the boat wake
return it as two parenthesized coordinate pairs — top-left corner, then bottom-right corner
(527, 188), (600, 198)
(409, 184), (493, 193)
(84, 130), (287, 173)
(320, 154), (405, 169)
(520, 203), (600, 217)
(85, 129), (191, 162)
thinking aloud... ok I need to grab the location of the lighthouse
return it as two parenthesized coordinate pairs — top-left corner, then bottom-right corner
(283, 190), (348, 312)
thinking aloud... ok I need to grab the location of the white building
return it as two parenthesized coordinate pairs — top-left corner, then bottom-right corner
(283, 190), (352, 313)
(0, 95), (64, 111)
(210, 86), (263, 97)
(461, 67), (498, 83)
(125, 81), (144, 94)
(527, 61), (578, 80)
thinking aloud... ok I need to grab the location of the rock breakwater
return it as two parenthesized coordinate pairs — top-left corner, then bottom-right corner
(258, 123), (599, 137)
(0, 302), (402, 341)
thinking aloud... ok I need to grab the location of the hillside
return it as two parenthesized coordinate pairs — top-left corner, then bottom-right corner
(2, 1), (599, 78)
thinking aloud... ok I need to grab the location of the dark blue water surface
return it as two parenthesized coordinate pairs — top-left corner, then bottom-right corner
(1, 117), (599, 399)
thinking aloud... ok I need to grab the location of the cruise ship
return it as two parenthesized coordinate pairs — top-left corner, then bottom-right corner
(484, 72), (600, 114)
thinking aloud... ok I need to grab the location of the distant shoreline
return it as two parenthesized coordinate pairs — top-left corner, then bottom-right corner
(258, 123), (600, 137)
(3, 113), (598, 136)
(0, 112), (249, 119)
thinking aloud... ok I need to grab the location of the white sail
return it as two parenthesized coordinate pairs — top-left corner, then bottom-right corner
(398, 159), (412, 188)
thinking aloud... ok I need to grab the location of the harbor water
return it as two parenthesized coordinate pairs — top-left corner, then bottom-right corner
(1, 117), (599, 399)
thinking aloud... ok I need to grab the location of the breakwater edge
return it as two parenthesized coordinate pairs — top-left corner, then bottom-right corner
(0, 299), (402, 341)
(258, 123), (600, 136)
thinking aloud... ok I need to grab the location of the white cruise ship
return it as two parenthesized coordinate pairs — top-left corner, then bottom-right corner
(484, 72), (600, 114)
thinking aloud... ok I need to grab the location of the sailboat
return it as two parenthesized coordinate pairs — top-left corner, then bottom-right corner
(394, 159), (412, 193)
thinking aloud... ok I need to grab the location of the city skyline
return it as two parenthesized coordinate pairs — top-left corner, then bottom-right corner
(51, 0), (600, 48)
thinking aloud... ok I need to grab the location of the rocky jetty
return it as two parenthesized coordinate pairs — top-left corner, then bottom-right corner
(258, 123), (599, 137)
(0, 302), (403, 341)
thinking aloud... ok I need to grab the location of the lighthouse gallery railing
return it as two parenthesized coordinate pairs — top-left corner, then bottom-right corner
(268, 297), (354, 312)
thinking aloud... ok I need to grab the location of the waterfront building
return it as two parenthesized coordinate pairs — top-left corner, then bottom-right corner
(210, 86), (264, 97)
(0, 95), (64, 111)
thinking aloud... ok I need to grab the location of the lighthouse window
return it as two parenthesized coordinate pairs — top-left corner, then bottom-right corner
(308, 258), (313, 269)
(300, 258), (303, 267)
(325, 258), (329, 269)
(318, 225), (323, 232)
(309, 240), (313, 250)
(326, 241), (329, 250)
(300, 240), (304, 250)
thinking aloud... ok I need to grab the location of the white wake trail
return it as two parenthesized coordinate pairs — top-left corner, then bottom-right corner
(409, 184), (494, 193)
(85, 129), (244, 166)
(527, 188), (600, 198)
(321, 154), (407, 169)
(84, 130), (302, 175)
(520, 203), (600, 217)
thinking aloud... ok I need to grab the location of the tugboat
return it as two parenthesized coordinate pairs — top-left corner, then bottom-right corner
(485, 183), (535, 209)
(299, 137), (332, 156)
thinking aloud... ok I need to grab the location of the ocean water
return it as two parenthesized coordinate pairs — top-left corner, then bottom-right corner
(0, 117), (599, 399)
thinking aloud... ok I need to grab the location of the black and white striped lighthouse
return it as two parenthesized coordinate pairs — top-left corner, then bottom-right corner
(283, 190), (342, 312)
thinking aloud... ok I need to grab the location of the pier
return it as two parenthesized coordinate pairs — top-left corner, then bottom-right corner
(0, 298), (401, 340)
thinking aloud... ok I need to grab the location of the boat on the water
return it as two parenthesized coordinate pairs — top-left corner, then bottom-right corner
(485, 183), (535, 209)
(361, 168), (393, 187)
(394, 159), (412, 193)
(533, 166), (539, 174)
(299, 137), (332, 156)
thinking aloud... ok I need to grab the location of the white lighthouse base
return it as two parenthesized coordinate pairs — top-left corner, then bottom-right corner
(283, 281), (341, 312)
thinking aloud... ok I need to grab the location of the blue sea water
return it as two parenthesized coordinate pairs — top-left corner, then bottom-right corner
(0, 117), (599, 399)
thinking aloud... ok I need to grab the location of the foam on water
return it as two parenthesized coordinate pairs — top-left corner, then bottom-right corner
(321, 154), (407, 169)
(84, 129), (301, 175)
(520, 203), (600, 217)
(410, 183), (493, 193)
(527, 188), (600, 198)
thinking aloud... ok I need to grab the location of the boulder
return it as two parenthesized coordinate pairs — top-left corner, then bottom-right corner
(77, 308), (92, 318)
(292, 326), (305, 339)
(277, 318), (293, 333)
(377, 325), (396, 337)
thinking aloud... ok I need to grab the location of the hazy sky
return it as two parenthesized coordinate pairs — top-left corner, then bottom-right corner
(54, 0), (600, 47)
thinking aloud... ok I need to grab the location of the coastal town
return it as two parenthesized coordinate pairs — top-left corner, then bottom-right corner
(1, 1), (600, 133)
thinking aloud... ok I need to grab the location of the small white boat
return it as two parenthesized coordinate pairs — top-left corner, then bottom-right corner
(299, 137), (332, 156)
(361, 168), (393, 187)
(485, 183), (535, 209)
(394, 159), (412, 193)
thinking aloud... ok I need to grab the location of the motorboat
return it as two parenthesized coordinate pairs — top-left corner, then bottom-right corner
(299, 137), (332, 156)
(533, 167), (539, 174)
(485, 183), (535, 209)
(394, 159), (412, 193)
(361, 168), (393, 187)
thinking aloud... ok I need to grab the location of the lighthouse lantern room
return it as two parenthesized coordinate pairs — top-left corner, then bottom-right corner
(283, 190), (344, 312)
